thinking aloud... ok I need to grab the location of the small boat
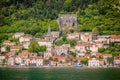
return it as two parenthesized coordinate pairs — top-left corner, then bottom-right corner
(71, 65), (83, 68)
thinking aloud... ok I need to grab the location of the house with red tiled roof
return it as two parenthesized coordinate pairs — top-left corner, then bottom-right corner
(1, 46), (7, 52)
(37, 39), (52, 48)
(97, 35), (110, 45)
(67, 32), (79, 40)
(6, 52), (15, 57)
(29, 56), (43, 66)
(55, 45), (69, 56)
(15, 56), (23, 65)
(110, 35), (120, 43)
(88, 58), (100, 67)
(22, 41), (30, 49)
(87, 43), (98, 53)
(0, 54), (6, 64)
(52, 56), (67, 62)
(43, 52), (52, 60)
(10, 46), (22, 52)
(69, 47), (75, 52)
(75, 43), (86, 57)
(80, 32), (92, 42)
(7, 56), (15, 66)
(19, 35), (33, 43)
(3, 40), (15, 46)
(114, 54), (120, 67)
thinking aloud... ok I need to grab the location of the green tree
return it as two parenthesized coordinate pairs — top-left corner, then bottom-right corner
(81, 57), (89, 65)
(98, 47), (105, 53)
(39, 45), (47, 52)
(28, 40), (41, 53)
(92, 27), (100, 35)
(70, 51), (76, 57)
(69, 40), (76, 47)
(107, 57), (114, 66)
(62, 35), (67, 41)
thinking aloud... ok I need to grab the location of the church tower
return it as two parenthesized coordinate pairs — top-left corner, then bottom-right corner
(45, 26), (52, 42)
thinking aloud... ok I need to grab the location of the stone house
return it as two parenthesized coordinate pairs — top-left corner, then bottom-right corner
(110, 35), (120, 44)
(88, 58), (100, 67)
(38, 39), (52, 48)
(80, 32), (92, 42)
(67, 32), (79, 40)
(10, 46), (22, 52)
(55, 45), (69, 56)
(3, 40), (16, 46)
(29, 56), (43, 66)
(19, 35), (33, 43)
(13, 32), (24, 39)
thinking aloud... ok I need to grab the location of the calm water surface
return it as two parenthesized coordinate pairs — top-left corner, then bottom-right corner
(0, 68), (120, 80)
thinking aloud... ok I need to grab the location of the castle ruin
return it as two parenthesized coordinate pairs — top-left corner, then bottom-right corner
(57, 14), (77, 31)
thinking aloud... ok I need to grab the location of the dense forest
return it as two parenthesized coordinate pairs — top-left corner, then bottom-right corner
(0, 0), (120, 44)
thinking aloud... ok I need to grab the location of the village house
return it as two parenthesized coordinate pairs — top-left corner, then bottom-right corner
(0, 54), (6, 64)
(14, 56), (23, 65)
(52, 56), (67, 63)
(110, 35), (120, 44)
(80, 32), (92, 42)
(67, 32), (79, 40)
(6, 52), (15, 57)
(13, 32), (24, 38)
(38, 39), (52, 48)
(29, 56), (43, 66)
(97, 35), (110, 45)
(87, 43), (98, 53)
(88, 58), (100, 67)
(83, 53), (91, 59)
(43, 52), (52, 60)
(94, 40), (103, 48)
(76, 57), (83, 64)
(7, 56), (15, 66)
(103, 54), (112, 59)
(22, 41), (30, 49)
(19, 35), (33, 43)
(75, 43), (86, 57)
(3, 40), (16, 46)
(1, 46), (7, 52)
(55, 45), (69, 56)
(10, 46), (22, 52)
(29, 52), (37, 57)
(45, 26), (59, 43)
(69, 47), (75, 52)
(114, 55), (120, 67)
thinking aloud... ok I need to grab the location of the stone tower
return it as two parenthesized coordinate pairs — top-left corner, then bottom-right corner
(45, 26), (52, 41)
(57, 14), (77, 31)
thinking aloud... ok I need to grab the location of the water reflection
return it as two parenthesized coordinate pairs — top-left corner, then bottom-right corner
(0, 68), (120, 80)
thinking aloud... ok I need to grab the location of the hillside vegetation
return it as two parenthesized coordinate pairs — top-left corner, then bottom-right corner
(0, 0), (120, 43)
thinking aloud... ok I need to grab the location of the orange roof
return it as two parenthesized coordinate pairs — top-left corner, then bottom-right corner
(76, 43), (84, 46)
(38, 39), (50, 42)
(67, 32), (79, 36)
(29, 56), (42, 60)
(110, 35), (120, 39)
(96, 53), (103, 56)
(4, 40), (11, 43)
(23, 35), (32, 38)
(76, 57), (83, 60)
(103, 54), (112, 56)
(10, 46), (22, 49)
(52, 56), (67, 60)
(22, 50), (29, 53)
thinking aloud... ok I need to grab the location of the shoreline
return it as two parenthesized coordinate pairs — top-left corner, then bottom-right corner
(0, 65), (120, 69)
